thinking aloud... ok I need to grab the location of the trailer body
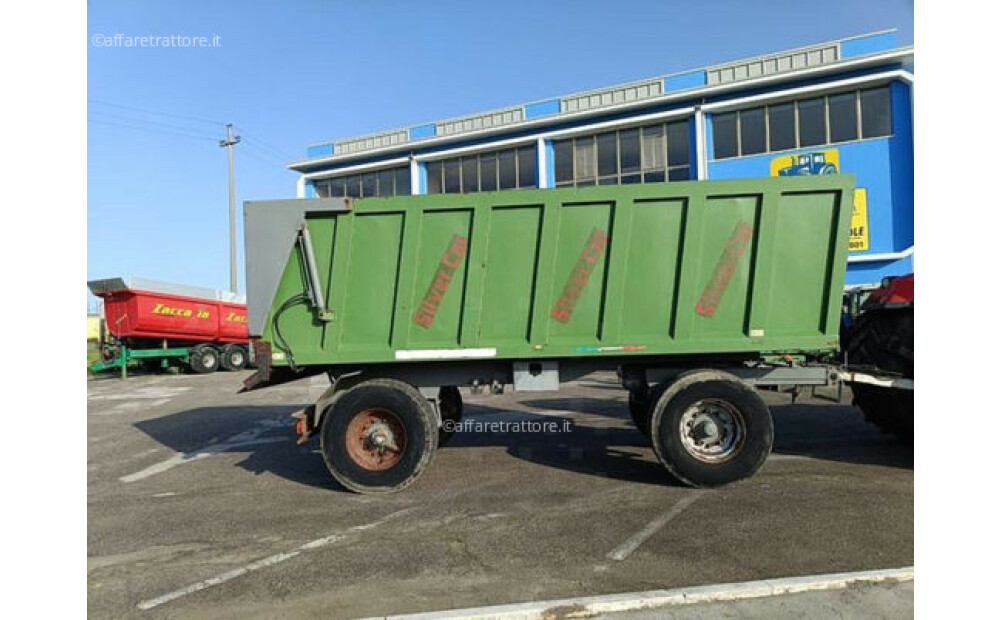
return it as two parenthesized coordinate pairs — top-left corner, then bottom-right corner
(242, 176), (855, 492)
(88, 277), (249, 377)
(246, 176), (852, 371)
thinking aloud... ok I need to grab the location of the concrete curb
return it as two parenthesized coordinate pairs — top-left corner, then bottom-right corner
(365, 566), (914, 620)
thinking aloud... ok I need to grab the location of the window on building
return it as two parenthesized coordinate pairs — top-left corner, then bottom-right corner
(517, 145), (536, 188)
(713, 113), (738, 159)
(425, 145), (537, 194)
(768, 103), (795, 152)
(395, 167), (411, 195)
(360, 173), (376, 198)
(666, 120), (690, 180)
(641, 125), (665, 183)
(461, 157), (478, 193)
(551, 120), (689, 187)
(376, 169), (394, 197)
(860, 86), (892, 138)
(828, 92), (858, 143)
(554, 141), (574, 187)
(426, 161), (443, 194)
(597, 132), (618, 184)
(739, 107), (766, 156)
(620, 128), (641, 184)
(498, 149), (517, 190)
(711, 86), (895, 160)
(443, 160), (460, 193)
(797, 98), (826, 147)
(574, 137), (596, 186)
(346, 176), (361, 198)
(481, 153), (498, 191)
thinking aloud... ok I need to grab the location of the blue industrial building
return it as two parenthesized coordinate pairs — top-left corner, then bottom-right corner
(289, 30), (913, 288)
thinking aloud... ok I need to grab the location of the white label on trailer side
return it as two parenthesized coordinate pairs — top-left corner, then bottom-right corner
(394, 348), (498, 361)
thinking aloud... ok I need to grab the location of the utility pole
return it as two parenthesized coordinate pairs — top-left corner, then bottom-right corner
(219, 123), (241, 293)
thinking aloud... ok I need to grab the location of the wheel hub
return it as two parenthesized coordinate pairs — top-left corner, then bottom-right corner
(679, 399), (746, 463)
(691, 415), (720, 443)
(345, 409), (406, 471)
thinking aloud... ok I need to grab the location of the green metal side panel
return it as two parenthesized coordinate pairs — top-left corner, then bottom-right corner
(257, 176), (853, 367)
(340, 213), (404, 350)
(617, 198), (686, 342)
(478, 205), (543, 345)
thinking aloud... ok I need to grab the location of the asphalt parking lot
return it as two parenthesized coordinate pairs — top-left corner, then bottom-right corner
(87, 369), (913, 619)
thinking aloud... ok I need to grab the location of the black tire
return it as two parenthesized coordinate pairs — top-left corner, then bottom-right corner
(220, 344), (248, 371)
(320, 379), (438, 493)
(650, 370), (773, 488)
(438, 386), (462, 446)
(843, 307), (913, 375)
(853, 384), (914, 441)
(843, 307), (913, 439)
(188, 345), (220, 374)
(628, 388), (652, 437)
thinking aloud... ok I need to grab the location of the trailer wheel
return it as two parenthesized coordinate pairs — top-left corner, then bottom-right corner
(650, 370), (773, 488)
(320, 379), (438, 493)
(628, 388), (652, 437)
(437, 386), (463, 446)
(220, 344), (248, 371)
(188, 345), (220, 374)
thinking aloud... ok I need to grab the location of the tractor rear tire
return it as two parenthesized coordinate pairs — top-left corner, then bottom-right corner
(189, 345), (220, 374)
(320, 379), (438, 494)
(852, 384), (914, 441)
(844, 307), (913, 440)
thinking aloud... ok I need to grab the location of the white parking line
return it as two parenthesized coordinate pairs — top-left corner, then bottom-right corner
(120, 419), (287, 483)
(137, 552), (299, 610)
(137, 507), (417, 610)
(106, 398), (171, 414)
(607, 492), (705, 561)
(88, 387), (191, 401)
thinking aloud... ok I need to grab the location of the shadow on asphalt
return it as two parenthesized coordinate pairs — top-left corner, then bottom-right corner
(131, 404), (348, 492)
(132, 396), (912, 492)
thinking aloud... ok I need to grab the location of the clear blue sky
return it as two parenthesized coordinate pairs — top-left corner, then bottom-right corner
(87, 0), (913, 310)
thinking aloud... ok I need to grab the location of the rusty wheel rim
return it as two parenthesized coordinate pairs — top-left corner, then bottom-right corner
(344, 408), (407, 471)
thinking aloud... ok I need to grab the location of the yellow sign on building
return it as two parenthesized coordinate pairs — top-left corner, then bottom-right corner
(850, 188), (870, 252)
(769, 148), (840, 177)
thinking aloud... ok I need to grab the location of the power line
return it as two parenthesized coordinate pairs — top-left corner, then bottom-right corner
(88, 109), (220, 139)
(236, 129), (297, 162)
(241, 136), (293, 162)
(240, 140), (289, 165)
(87, 117), (219, 142)
(88, 98), (226, 127)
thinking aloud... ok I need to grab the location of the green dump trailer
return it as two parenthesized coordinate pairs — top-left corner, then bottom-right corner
(243, 175), (853, 493)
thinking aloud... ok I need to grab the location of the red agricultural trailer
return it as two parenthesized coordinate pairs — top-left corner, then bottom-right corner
(88, 277), (250, 378)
